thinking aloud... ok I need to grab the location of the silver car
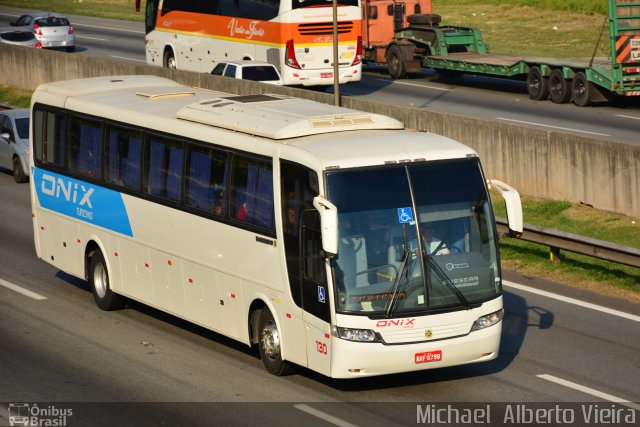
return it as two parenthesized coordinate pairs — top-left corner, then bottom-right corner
(0, 109), (30, 183)
(11, 13), (75, 52)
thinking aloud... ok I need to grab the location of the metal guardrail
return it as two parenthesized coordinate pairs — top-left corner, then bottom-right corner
(495, 217), (640, 268)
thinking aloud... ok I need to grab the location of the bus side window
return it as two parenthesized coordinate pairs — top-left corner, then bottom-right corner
(145, 136), (184, 202)
(68, 117), (103, 179)
(186, 145), (228, 214)
(231, 155), (273, 229)
(33, 108), (66, 167)
(106, 126), (142, 190)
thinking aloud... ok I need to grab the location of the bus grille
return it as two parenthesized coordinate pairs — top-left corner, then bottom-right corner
(298, 22), (354, 36)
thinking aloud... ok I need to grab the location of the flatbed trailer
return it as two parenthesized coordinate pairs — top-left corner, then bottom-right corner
(383, 0), (640, 106)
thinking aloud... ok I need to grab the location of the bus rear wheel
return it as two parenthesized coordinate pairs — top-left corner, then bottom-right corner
(571, 72), (591, 107)
(89, 249), (125, 311)
(527, 66), (548, 101)
(258, 309), (294, 376)
(549, 69), (571, 104)
(163, 48), (176, 69)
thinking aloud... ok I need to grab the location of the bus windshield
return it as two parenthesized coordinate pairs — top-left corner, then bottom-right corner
(327, 158), (500, 315)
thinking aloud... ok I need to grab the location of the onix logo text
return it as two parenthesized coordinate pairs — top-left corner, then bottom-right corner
(41, 174), (94, 208)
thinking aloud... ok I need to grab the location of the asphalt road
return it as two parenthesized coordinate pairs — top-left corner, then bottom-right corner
(0, 164), (638, 426)
(0, 6), (639, 146)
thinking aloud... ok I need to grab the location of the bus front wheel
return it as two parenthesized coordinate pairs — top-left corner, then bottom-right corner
(258, 309), (294, 376)
(89, 249), (125, 311)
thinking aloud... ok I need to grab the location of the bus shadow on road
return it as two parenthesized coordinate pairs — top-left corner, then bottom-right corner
(55, 270), (553, 389)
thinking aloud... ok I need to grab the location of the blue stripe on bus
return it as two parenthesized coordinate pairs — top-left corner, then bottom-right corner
(32, 168), (133, 237)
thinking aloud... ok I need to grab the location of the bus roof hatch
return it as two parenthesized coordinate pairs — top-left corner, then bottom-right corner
(175, 94), (403, 139)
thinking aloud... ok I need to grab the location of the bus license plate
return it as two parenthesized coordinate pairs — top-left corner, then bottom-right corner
(415, 350), (442, 364)
(321, 72), (333, 78)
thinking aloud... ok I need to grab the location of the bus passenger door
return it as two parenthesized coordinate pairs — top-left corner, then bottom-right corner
(300, 210), (331, 376)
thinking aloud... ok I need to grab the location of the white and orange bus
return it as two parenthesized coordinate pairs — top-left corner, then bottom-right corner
(138, 0), (363, 86)
(30, 75), (523, 378)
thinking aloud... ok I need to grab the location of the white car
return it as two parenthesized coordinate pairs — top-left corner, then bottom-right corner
(0, 108), (30, 183)
(211, 60), (283, 85)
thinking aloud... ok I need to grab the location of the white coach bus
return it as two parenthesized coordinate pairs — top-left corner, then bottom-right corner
(29, 75), (522, 378)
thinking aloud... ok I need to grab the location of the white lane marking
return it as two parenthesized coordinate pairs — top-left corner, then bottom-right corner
(496, 117), (611, 137)
(375, 78), (454, 91)
(503, 280), (640, 323)
(76, 35), (110, 42)
(71, 23), (144, 34)
(537, 374), (640, 411)
(110, 55), (146, 63)
(616, 114), (640, 120)
(294, 404), (358, 427)
(0, 278), (47, 300)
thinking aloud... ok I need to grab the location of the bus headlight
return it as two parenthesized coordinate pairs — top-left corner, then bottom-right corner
(331, 326), (378, 342)
(471, 309), (504, 332)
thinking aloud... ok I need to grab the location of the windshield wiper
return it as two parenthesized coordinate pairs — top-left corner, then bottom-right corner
(386, 225), (411, 318)
(423, 249), (471, 310)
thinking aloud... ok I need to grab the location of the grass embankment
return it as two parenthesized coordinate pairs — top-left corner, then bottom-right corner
(1, 1), (637, 301)
(0, 0), (140, 21)
(432, 0), (610, 57)
(492, 194), (640, 302)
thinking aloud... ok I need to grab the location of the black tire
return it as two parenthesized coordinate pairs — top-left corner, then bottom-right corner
(386, 45), (407, 79)
(12, 157), (27, 183)
(163, 48), (176, 69)
(527, 66), (549, 101)
(258, 309), (294, 376)
(549, 69), (571, 104)
(571, 71), (591, 107)
(89, 250), (125, 311)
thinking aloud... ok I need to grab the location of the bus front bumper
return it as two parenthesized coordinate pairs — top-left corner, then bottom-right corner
(328, 322), (502, 379)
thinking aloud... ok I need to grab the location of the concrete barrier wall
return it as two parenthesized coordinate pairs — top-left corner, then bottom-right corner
(2, 44), (638, 218)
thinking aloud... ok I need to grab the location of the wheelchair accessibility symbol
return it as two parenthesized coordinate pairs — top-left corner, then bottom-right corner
(318, 286), (326, 303)
(397, 207), (414, 224)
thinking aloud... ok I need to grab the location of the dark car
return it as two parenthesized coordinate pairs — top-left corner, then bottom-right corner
(0, 27), (39, 48)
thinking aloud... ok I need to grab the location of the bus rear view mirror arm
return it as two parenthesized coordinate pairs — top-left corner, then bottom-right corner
(489, 179), (523, 238)
(313, 196), (338, 258)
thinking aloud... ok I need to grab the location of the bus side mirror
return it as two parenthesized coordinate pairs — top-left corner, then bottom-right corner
(313, 196), (338, 257)
(489, 179), (523, 238)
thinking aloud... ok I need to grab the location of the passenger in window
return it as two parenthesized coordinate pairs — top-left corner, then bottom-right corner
(214, 190), (223, 215)
(285, 206), (296, 235)
(235, 202), (247, 221)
